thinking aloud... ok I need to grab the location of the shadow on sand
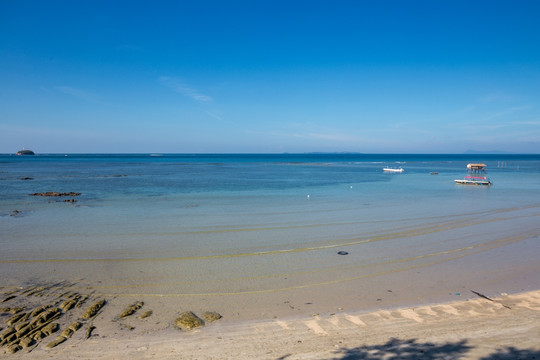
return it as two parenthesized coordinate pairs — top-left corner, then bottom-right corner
(480, 346), (540, 360)
(329, 338), (540, 360)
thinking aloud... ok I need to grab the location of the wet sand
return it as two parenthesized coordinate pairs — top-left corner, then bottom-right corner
(1, 285), (539, 359)
(2, 193), (539, 358)
(1, 226), (540, 358)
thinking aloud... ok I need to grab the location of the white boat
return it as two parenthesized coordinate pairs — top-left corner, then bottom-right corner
(383, 167), (404, 173)
(454, 176), (491, 185)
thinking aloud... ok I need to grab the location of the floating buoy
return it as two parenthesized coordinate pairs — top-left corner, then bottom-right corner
(337, 251), (349, 255)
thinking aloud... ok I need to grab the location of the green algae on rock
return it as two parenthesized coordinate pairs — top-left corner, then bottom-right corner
(6, 343), (21, 354)
(81, 299), (106, 319)
(69, 321), (83, 332)
(0, 283), (101, 354)
(202, 311), (222, 322)
(0, 307), (25, 314)
(19, 336), (34, 348)
(30, 305), (51, 318)
(139, 310), (153, 319)
(60, 328), (74, 338)
(174, 311), (204, 330)
(118, 301), (144, 319)
(45, 335), (67, 348)
(2, 295), (17, 303)
(85, 325), (96, 339)
(7, 312), (28, 326)
(60, 299), (77, 312)
(41, 322), (59, 336)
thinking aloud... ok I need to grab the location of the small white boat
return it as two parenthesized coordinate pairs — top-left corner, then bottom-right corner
(454, 176), (492, 185)
(383, 167), (404, 173)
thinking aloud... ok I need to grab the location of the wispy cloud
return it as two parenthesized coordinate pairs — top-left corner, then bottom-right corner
(479, 93), (517, 104)
(159, 76), (212, 103)
(56, 86), (101, 103)
(205, 110), (223, 121)
(482, 105), (532, 121)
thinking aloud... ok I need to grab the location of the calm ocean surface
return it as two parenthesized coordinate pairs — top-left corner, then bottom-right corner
(1, 153), (539, 315)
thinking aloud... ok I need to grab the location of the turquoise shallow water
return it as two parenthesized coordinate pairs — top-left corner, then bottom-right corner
(1, 154), (539, 318)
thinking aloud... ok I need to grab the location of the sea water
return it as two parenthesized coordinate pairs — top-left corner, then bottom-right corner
(1, 154), (539, 317)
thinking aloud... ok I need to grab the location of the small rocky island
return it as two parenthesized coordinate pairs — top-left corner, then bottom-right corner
(16, 149), (35, 155)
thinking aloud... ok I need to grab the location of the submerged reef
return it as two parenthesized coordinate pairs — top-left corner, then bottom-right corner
(30, 192), (81, 197)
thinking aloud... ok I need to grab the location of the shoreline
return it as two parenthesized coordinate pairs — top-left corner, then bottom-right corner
(2, 288), (539, 359)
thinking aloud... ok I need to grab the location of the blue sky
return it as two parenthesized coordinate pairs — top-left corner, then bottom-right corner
(1, 0), (539, 153)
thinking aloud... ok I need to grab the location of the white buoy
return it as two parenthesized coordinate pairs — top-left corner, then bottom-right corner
(307, 194), (310, 199)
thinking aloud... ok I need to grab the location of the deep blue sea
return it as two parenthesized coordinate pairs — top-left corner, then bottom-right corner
(1, 153), (539, 318)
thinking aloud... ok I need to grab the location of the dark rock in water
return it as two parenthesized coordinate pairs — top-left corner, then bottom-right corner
(16, 149), (34, 155)
(337, 251), (349, 255)
(30, 192), (81, 197)
(20, 177), (33, 180)
(63, 199), (77, 203)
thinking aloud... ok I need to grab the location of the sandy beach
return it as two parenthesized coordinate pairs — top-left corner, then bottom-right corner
(2, 286), (540, 359)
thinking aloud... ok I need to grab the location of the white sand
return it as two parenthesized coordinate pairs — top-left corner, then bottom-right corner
(8, 290), (540, 359)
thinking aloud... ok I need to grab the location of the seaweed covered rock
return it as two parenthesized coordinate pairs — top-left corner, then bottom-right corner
(174, 311), (204, 330)
(1, 307), (18, 314)
(118, 301), (144, 319)
(46, 335), (67, 348)
(6, 343), (21, 353)
(1, 295), (17, 303)
(1, 326), (16, 338)
(7, 312), (28, 326)
(19, 336), (34, 348)
(139, 310), (153, 319)
(69, 321), (83, 332)
(81, 299), (106, 319)
(85, 325), (95, 339)
(32, 308), (61, 326)
(202, 311), (222, 322)
(30, 305), (50, 318)
(60, 299), (77, 312)
(41, 322), (59, 336)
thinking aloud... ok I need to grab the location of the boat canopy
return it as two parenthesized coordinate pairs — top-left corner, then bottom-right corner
(466, 163), (486, 170)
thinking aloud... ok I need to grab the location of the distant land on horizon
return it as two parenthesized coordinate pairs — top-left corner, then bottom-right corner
(4, 150), (539, 155)
(463, 150), (515, 155)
